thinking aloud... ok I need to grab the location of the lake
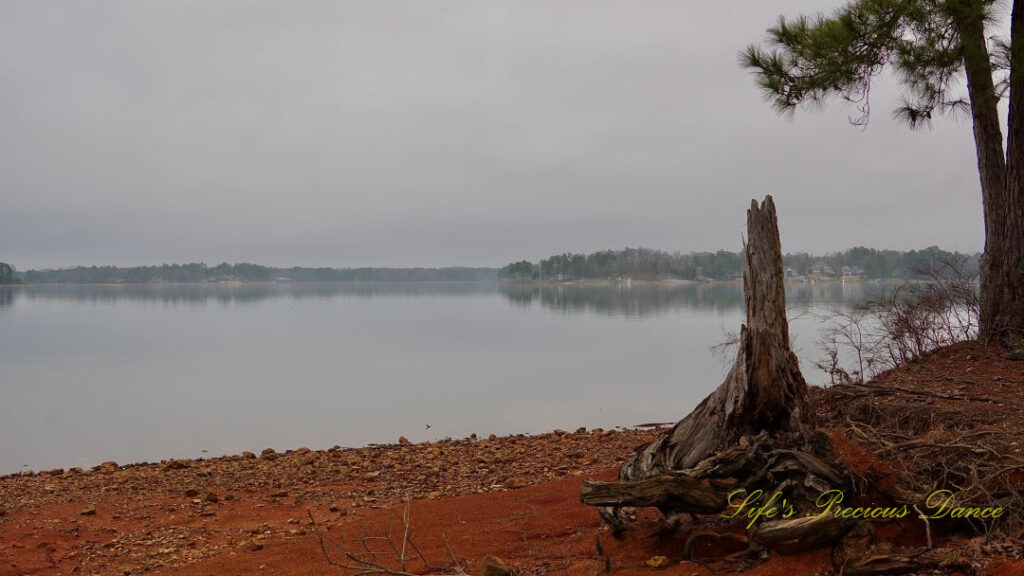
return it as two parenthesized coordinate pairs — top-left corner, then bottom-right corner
(0, 281), (872, 474)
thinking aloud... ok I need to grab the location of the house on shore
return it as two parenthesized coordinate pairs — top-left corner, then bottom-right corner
(808, 261), (835, 281)
(841, 265), (866, 281)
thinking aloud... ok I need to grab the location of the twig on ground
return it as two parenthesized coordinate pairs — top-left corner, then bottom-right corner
(309, 501), (460, 576)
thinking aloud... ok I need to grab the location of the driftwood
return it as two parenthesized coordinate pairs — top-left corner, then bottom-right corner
(579, 474), (726, 513)
(841, 550), (975, 576)
(750, 512), (854, 554)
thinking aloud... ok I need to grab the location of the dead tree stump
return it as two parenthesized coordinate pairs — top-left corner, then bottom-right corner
(625, 195), (808, 476)
(581, 196), (852, 553)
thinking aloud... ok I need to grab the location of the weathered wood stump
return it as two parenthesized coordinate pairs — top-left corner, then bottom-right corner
(623, 196), (808, 478)
(581, 196), (854, 555)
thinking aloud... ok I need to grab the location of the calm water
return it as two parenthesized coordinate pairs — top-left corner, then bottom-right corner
(0, 281), (871, 474)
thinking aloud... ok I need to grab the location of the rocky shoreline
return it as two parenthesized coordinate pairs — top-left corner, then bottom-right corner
(0, 427), (661, 575)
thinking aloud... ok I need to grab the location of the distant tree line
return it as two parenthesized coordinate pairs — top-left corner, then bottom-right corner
(11, 246), (980, 284)
(499, 247), (979, 281)
(21, 263), (499, 284)
(0, 262), (20, 284)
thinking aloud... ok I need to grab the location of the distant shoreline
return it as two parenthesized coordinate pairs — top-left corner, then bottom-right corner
(7, 279), (502, 287)
(499, 278), (705, 286)
(4, 276), (898, 288)
(498, 276), (877, 286)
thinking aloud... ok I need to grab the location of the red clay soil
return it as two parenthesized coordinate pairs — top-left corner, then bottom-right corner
(0, 465), (833, 576)
(1, 342), (1022, 576)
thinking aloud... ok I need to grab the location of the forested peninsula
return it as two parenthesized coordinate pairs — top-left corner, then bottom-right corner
(499, 246), (978, 281)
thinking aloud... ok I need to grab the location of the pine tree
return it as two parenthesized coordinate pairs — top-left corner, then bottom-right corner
(744, 0), (1024, 346)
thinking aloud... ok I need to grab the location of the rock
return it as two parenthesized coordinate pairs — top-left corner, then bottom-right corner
(249, 540), (264, 552)
(199, 492), (218, 503)
(269, 490), (288, 498)
(164, 459), (190, 470)
(646, 556), (670, 569)
(503, 478), (527, 489)
(553, 429), (568, 436)
(478, 554), (510, 576)
(328, 504), (339, 512)
(93, 461), (118, 473)
(0, 507), (6, 517)
(575, 427), (587, 434)
(80, 504), (97, 516)
(184, 489), (200, 497)
(398, 436), (410, 445)
(242, 451), (256, 459)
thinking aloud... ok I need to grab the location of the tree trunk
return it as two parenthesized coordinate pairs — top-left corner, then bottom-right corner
(958, 0), (1024, 346)
(987, 0), (1024, 346)
(619, 196), (808, 479)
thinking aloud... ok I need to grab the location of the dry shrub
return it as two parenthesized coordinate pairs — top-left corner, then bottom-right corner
(817, 254), (978, 384)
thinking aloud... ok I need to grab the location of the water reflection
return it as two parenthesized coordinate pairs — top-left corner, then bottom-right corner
(499, 280), (884, 317)
(6, 280), (890, 315)
(0, 287), (14, 308)
(9, 282), (499, 306)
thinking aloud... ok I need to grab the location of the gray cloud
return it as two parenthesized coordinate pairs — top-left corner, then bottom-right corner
(0, 0), (989, 269)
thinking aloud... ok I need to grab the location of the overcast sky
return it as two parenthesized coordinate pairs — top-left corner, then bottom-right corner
(0, 1), (996, 269)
